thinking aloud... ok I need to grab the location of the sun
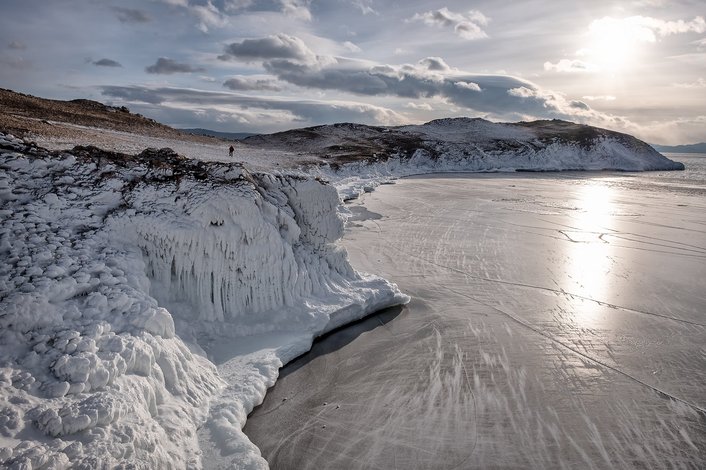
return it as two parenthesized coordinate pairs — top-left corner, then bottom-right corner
(582, 17), (653, 72)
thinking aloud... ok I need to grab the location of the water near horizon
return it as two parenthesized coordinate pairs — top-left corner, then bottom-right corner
(245, 154), (706, 469)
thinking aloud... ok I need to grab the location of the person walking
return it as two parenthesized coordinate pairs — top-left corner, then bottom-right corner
(229, 145), (234, 158)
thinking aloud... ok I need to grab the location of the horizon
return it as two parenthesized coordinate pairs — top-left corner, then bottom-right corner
(1, 1), (705, 145)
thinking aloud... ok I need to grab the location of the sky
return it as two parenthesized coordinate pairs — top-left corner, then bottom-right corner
(1, 0), (705, 144)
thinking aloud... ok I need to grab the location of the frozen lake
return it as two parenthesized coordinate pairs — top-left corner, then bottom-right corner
(244, 155), (706, 468)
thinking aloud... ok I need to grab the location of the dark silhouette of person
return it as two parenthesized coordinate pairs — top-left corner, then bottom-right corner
(229, 145), (234, 157)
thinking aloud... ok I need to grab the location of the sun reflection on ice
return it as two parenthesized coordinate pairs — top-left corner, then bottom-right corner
(563, 183), (616, 327)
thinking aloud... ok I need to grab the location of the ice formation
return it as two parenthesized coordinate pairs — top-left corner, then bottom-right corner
(0, 119), (686, 469)
(0, 134), (407, 468)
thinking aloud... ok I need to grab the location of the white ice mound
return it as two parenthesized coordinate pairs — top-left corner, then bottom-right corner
(0, 134), (408, 469)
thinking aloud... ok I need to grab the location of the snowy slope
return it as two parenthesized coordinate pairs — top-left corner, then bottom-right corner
(244, 117), (684, 178)
(0, 134), (407, 468)
(292, 118), (686, 201)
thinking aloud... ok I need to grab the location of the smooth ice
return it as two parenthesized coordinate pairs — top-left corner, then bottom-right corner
(245, 160), (706, 468)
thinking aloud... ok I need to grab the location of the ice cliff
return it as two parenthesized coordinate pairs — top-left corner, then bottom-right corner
(0, 134), (407, 468)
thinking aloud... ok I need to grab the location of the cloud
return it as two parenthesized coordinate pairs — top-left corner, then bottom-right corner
(191, 1), (228, 32)
(215, 34), (623, 124)
(343, 41), (362, 53)
(352, 0), (377, 15)
(589, 15), (706, 44)
(419, 57), (451, 71)
(99, 85), (406, 129)
(410, 7), (489, 40)
(223, 76), (282, 91)
(8, 41), (26, 50)
(280, 0), (312, 21)
(93, 58), (122, 67)
(582, 95), (617, 101)
(156, 0), (227, 32)
(112, 7), (151, 23)
(636, 115), (706, 145)
(694, 38), (706, 51)
(454, 81), (481, 92)
(544, 59), (598, 73)
(405, 102), (433, 111)
(220, 34), (317, 63)
(569, 100), (590, 110)
(146, 57), (205, 74)
(223, 0), (254, 12)
(672, 77), (706, 88)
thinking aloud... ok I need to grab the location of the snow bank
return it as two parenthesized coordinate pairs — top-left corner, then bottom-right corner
(0, 134), (407, 469)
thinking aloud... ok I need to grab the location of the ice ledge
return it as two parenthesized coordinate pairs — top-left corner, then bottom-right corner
(0, 133), (409, 469)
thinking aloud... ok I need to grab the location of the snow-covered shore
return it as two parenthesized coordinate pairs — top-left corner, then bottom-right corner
(0, 125), (685, 469)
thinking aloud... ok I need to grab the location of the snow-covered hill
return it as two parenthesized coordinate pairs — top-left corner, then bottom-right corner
(244, 117), (684, 174)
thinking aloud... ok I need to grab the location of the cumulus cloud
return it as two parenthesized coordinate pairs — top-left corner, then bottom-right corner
(93, 58), (122, 67)
(217, 34), (630, 125)
(544, 59), (598, 73)
(146, 57), (205, 74)
(99, 85), (406, 129)
(419, 57), (451, 71)
(223, 76), (282, 91)
(219, 34), (317, 63)
(410, 7), (489, 40)
(454, 81), (481, 92)
(112, 7), (151, 23)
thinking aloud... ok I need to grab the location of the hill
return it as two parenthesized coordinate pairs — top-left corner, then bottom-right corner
(651, 142), (706, 153)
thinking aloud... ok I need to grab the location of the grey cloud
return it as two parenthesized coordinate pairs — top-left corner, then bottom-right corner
(8, 41), (26, 50)
(112, 7), (151, 23)
(410, 8), (489, 40)
(262, 55), (559, 119)
(93, 58), (122, 67)
(219, 34), (316, 62)
(99, 85), (405, 127)
(223, 76), (282, 91)
(146, 57), (205, 74)
(217, 34), (611, 123)
(570, 100), (590, 110)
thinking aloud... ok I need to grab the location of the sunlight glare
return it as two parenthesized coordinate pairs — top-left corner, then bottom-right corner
(564, 183), (615, 327)
(583, 17), (653, 72)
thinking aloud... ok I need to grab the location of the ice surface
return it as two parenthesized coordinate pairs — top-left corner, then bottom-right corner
(247, 168), (706, 468)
